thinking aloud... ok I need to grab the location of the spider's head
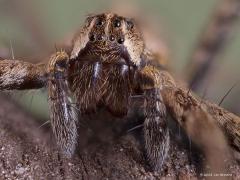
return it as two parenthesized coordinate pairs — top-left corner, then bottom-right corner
(71, 12), (144, 66)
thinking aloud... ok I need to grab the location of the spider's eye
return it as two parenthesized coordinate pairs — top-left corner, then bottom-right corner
(114, 19), (121, 28)
(126, 20), (134, 29)
(97, 35), (104, 41)
(96, 18), (104, 26)
(89, 34), (96, 41)
(117, 37), (125, 44)
(109, 35), (115, 41)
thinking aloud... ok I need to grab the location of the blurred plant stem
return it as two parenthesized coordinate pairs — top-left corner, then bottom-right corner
(185, 0), (240, 91)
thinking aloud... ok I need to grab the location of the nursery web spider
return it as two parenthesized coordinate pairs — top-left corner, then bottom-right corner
(0, 12), (239, 172)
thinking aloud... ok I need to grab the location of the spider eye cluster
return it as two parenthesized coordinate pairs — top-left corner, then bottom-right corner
(87, 14), (135, 45)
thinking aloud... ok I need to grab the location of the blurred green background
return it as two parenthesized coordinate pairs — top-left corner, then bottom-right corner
(0, 0), (239, 121)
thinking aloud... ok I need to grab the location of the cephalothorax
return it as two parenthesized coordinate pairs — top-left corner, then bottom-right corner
(0, 12), (186, 172)
(70, 13), (144, 116)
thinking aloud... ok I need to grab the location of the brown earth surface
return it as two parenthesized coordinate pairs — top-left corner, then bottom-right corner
(0, 95), (239, 180)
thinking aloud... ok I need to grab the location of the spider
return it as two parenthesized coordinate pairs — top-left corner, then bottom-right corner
(0, 12), (239, 174)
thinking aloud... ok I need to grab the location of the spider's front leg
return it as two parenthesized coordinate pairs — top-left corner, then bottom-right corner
(136, 65), (171, 171)
(47, 51), (78, 157)
(0, 51), (78, 157)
